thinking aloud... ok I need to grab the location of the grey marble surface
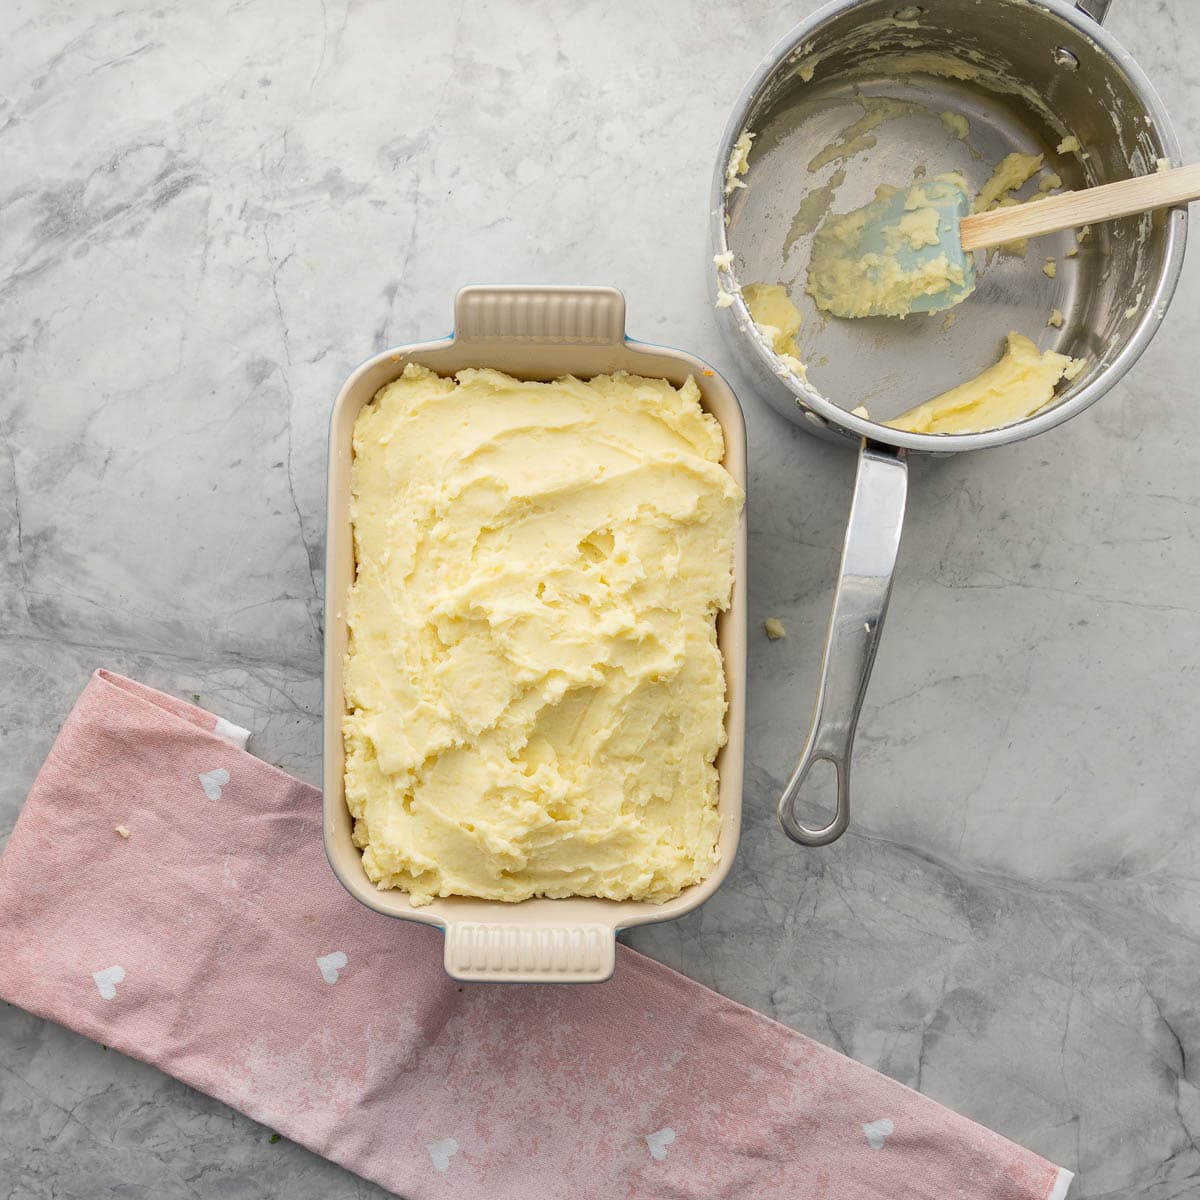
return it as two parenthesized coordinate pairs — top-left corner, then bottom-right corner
(2, 1), (1198, 1197)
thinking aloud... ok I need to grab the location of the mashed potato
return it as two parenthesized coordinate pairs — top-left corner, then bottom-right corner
(343, 364), (743, 905)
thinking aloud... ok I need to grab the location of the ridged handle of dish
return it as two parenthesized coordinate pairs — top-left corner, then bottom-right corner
(778, 444), (908, 846)
(443, 922), (617, 983)
(455, 285), (626, 345)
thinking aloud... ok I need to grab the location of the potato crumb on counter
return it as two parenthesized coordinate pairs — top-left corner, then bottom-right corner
(114, 826), (131, 839)
(764, 618), (787, 640)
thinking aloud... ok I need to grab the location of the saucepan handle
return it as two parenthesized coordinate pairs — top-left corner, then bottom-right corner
(1076, 0), (1112, 23)
(778, 443), (908, 846)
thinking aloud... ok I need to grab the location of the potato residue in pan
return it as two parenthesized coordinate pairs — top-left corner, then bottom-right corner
(742, 283), (808, 380)
(887, 333), (1085, 435)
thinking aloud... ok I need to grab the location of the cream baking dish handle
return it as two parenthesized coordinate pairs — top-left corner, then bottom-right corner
(443, 921), (617, 983)
(454, 284), (627, 345)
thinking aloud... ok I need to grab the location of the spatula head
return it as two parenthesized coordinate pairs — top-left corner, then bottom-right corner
(807, 175), (976, 319)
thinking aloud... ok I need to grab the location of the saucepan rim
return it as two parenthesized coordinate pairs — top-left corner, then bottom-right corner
(710, 0), (1187, 453)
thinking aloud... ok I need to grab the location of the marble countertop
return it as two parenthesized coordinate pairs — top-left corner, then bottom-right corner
(3, 2), (1198, 1196)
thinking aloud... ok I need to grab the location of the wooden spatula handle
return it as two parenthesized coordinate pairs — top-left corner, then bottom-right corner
(959, 162), (1200, 251)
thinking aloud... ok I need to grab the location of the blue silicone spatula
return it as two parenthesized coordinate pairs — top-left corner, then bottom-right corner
(810, 162), (1200, 319)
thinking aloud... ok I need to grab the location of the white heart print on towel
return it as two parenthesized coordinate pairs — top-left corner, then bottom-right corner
(316, 951), (348, 984)
(426, 1137), (458, 1172)
(645, 1127), (676, 1161)
(198, 768), (230, 800)
(92, 965), (125, 1000)
(863, 1118), (894, 1150)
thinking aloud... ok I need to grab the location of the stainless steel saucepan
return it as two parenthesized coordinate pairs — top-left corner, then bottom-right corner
(711, 0), (1186, 846)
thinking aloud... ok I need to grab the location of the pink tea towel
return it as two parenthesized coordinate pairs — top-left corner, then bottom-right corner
(0, 670), (1072, 1200)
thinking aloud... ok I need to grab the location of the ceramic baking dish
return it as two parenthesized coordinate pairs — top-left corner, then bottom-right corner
(323, 285), (747, 983)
